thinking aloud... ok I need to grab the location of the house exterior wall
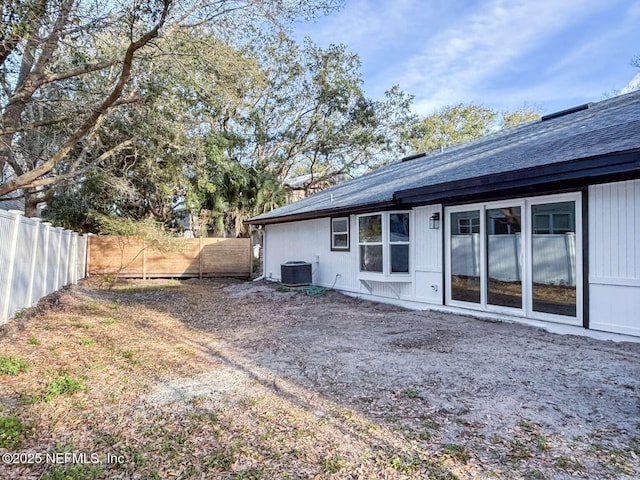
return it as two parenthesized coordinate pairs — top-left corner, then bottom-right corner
(265, 218), (359, 292)
(589, 179), (640, 336)
(413, 205), (443, 304)
(263, 180), (640, 337)
(264, 207), (444, 304)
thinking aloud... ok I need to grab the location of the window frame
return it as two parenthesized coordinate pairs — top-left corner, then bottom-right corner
(358, 213), (384, 273)
(389, 212), (410, 274)
(357, 211), (412, 277)
(533, 212), (574, 234)
(458, 216), (480, 234)
(444, 192), (582, 326)
(330, 216), (351, 252)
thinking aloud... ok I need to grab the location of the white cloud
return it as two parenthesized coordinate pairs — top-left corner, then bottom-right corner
(621, 72), (640, 94)
(398, 0), (620, 114)
(294, 0), (640, 115)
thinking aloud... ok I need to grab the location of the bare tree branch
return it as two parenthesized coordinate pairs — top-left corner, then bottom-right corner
(0, 1), (172, 198)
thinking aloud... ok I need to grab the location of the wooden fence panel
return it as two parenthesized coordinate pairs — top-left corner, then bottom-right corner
(144, 239), (201, 276)
(87, 236), (250, 277)
(87, 236), (144, 275)
(200, 238), (252, 275)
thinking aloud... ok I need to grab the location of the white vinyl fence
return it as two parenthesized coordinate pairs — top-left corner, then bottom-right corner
(0, 209), (87, 323)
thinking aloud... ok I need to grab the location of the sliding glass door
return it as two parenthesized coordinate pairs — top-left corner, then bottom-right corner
(530, 201), (577, 317)
(450, 210), (481, 303)
(486, 206), (522, 309)
(446, 194), (581, 325)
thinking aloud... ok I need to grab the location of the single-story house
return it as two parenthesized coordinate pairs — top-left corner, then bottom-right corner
(249, 90), (640, 338)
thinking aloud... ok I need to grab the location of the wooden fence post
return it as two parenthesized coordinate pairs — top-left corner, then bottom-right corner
(248, 238), (253, 277)
(199, 236), (203, 279)
(142, 239), (146, 280)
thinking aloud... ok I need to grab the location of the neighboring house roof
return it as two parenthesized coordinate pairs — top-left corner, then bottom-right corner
(284, 174), (315, 189)
(250, 90), (640, 225)
(0, 164), (25, 212)
(0, 196), (25, 211)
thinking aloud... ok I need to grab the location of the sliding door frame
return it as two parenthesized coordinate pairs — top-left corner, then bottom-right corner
(444, 192), (583, 326)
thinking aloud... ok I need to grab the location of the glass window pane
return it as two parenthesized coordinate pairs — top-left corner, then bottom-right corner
(390, 213), (410, 242)
(553, 214), (571, 233)
(486, 207), (522, 308)
(332, 218), (348, 233)
(531, 202), (576, 316)
(359, 215), (382, 243)
(391, 244), (409, 273)
(450, 210), (481, 303)
(534, 214), (550, 234)
(333, 234), (348, 248)
(360, 245), (383, 272)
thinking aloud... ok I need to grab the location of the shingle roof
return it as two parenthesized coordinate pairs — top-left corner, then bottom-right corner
(250, 90), (640, 224)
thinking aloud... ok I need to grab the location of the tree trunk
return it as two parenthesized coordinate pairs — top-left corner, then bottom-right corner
(24, 189), (39, 217)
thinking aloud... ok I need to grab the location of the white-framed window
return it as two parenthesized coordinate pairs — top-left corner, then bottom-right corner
(331, 217), (350, 251)
(533, 212), (573, 234)
(389, 213), (410, 273)
(358, 212), (411, 275)
(358, 214), (383, 272)
(458, 216), (480, 234)
(445, 193), (582, 325)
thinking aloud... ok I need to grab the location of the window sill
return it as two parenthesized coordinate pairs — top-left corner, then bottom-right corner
(357, 272), (413, 283)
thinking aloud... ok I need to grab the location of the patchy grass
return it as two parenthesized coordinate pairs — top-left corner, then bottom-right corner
(0, 414), (27, 449)
(0, 278), (637, 480)
(401, 388), (422, 399)
(320, 454), (345, 473)
(40, 464), (103, 480)
(0, 356), (30, 375)
(0, 276), (467, 478)
(40, 372), (87, 402)
(441, 444), (470, 464)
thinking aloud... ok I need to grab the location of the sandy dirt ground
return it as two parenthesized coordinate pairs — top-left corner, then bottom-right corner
(141, 278), (640, 478)
(2, 277), (639, 479)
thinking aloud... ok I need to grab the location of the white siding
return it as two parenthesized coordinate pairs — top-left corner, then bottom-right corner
(265, 218), (359, 292)
(264, 206), (443, 304)
(589, 179), (640, 336)
(413, 205), (443, 304)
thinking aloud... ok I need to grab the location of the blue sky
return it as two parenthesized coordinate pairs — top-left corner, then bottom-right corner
(292, 0), (640, 116)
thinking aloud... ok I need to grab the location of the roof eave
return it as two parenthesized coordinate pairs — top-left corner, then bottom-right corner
(247, 200), (397, 226)
(394, 149), (640, 206)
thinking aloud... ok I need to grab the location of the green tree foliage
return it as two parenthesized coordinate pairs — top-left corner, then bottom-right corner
(406, 103), (540, 154)
(407, 103), (497, 153)
(239, 36), (414, 189)
(502, 108), (541, 128)
(0, 0), (342, 215)
(43, 26), (413, 237)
